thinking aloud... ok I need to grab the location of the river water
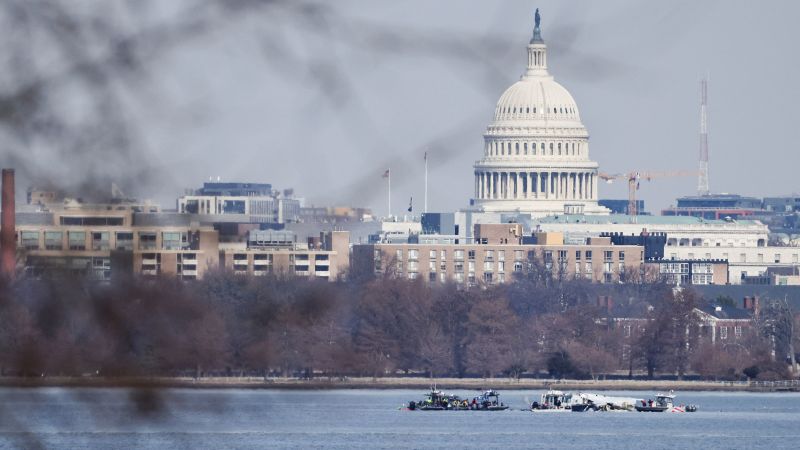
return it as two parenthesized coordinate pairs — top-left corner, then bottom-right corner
(0, 387), (798, 449)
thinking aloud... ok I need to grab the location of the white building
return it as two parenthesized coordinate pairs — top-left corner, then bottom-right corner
(471, 11), (608, 217)
(177, 195), (300, 224)
(526, 214), (800, 283)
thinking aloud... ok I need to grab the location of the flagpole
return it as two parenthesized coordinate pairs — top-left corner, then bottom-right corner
(388, 170), (391, 219)
(424, 152), (428, 213)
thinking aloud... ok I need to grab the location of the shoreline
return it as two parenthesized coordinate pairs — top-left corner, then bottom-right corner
(1, 376), (798, 392)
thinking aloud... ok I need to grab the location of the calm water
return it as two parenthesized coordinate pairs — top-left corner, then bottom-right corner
(0, 387), (799, 449)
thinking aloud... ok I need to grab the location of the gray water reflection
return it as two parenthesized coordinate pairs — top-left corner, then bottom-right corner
(0, 388), (799, 449)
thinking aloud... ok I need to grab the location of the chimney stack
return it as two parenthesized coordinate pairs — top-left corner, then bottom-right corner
(1, 169), (15, 279)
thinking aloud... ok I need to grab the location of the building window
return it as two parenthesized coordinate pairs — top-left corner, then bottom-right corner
(139, 232), (157, 250)
(498, 261), (505, 272)
(21, 231), (40, 250)
(68, 231), (86, 250)
(408, 249), (419, 261)
(483, 261), (493, 271)
(485, 250), (494, 261)
(774, 254), (781, 263)
(91, 232), (110, 251)
(468, 261), (475, 273)
(429, 272), (436, 282)
(720, 326), (728, 340)
(624, 324), (632, 338)
(116, 232), (134, 251)
(734, 326), (742, 338)
(429, 250), (436, 259)
(514, 261), (523, 272)
(515, 250), (524, 261)
(575, 250), (581, 260)
(618, 251), (625, 261)
(484, 272), (493, 283)
(468, 250), (476, 260)
(162, 232), (186, 250)
(454, 249), (464, 261)
(585, 251), (592, 261)
(604, 251), (613, 262)
(498, 250), (505, 261)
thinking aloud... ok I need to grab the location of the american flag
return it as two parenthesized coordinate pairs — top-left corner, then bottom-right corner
(382, 169), (390, 178)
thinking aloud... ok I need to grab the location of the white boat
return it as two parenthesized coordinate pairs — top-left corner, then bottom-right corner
(634, 392), (698, 413)
(530, 390), (577, 411)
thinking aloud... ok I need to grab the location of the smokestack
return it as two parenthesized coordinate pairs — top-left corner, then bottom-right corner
(1, 169), (15, 279)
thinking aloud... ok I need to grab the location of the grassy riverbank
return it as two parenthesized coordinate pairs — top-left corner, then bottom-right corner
(1, 376), (798, 392)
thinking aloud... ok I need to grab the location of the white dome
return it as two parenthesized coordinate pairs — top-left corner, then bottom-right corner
(471, 13), (609, 218)
(493, 77), (582, 124)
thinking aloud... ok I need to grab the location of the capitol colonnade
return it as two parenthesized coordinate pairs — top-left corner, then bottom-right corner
(475, 170), (597, 201)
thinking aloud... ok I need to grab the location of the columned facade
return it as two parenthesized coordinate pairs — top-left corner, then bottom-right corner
(471, 14), (609, 217)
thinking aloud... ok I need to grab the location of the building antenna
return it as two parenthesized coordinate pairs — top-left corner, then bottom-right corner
(698, 77), (710, 196)
(424, 151), (428, 213)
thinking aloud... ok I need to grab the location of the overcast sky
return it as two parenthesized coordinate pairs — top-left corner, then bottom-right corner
(5, 0), (800, 214)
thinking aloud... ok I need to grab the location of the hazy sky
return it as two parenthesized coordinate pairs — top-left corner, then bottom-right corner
(5, 0), (800, 214)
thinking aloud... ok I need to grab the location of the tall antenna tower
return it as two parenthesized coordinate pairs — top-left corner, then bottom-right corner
(697, 78), (710, 195)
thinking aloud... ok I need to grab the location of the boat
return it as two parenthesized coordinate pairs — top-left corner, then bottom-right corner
(530, 389), (575, 411)
(471, 389), (509, 411)
(406, 388), (468, 411)
(634, 392), (698, 413)
(405, 388), (508, 411)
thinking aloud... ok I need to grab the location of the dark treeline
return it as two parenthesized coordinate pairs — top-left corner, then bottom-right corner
(0, 270), (795, 382)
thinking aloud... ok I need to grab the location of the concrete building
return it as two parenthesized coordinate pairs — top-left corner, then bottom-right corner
(13, 192), (349, 281)
(177, 181), (301, 224)
(470, 14), (608, 217)
(219, 229), (349, 280)
(599, 199), (646, 216)
(647, 259), (730, 286)
(353, 228), (643, 286)
(16, 206), (219, 280)
(662, 194), (764, 220)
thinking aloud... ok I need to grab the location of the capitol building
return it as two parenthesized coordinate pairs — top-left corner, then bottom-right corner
(472, 13), (609, 217)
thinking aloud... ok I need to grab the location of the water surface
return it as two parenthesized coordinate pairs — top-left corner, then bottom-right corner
(0, 388), (798, 449)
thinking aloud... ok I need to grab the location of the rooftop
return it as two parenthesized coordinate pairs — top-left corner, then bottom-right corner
(532, 214), (764, 227)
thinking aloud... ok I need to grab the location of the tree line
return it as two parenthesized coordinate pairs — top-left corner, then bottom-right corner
(0, 269), (796, 381)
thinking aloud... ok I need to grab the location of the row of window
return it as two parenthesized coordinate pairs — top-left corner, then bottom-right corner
(667, 238), (767, 247)
(671, 252), (800, 264)
(20, 230), (188, 251)
(387, 248), (629, 263)
(496, 105), (577, 117)
(485, 140), (582, 157)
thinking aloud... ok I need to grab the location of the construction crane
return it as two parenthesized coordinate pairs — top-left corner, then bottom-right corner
(598, 171), (699, 216)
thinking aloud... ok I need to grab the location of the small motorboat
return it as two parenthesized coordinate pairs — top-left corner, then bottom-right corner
(635, 392), (698, 413)
(406, 388), (469, 410)
(470, 389), (509, 411)
(530, 390), (574, 412)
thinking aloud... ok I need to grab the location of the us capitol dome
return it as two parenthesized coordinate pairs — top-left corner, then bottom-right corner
(471, 10), (609, 217)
